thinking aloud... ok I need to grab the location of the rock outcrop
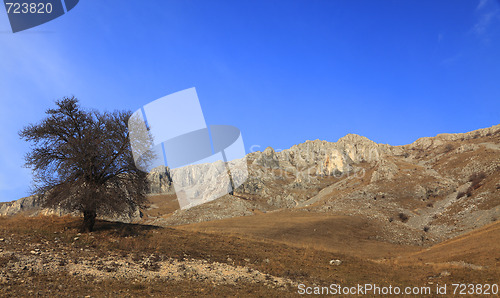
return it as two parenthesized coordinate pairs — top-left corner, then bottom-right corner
(0, 196), (40, 216)
(147, 166), (174, 194)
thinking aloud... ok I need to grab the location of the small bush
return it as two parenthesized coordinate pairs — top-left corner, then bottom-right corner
(464, 172), (487, 197)
(443, 144), (454, 153)
(398, 213), (409, 223)
(469, 172), (486, 186)
(426, 202), (434, 208)
(388, 217), (393, 223)
(423, 226), (430, 232)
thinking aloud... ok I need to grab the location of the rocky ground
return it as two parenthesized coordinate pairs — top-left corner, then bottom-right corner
(0, 237), (293, 288)
(0, 217), (301, 297)
(1, 215), (499, 297)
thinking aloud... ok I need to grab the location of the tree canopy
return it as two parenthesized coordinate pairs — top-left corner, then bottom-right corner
(19, 97), (149, 232)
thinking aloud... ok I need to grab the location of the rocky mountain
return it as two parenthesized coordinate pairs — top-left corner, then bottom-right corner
(2, 124), (499, 245)
(148, 124), (500, 245)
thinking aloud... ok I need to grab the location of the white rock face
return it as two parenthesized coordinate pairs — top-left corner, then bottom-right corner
(0, 196), (40, 216)
(410, 124), (500, 149)
(147, 166), (174, 194)
(171, 161), (232, 209)
(251, 133), (387, 178)
(337, 134), (383, 163)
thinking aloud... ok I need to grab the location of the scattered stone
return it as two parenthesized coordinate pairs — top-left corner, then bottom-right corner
(440, 270), (451, 277)
(329, 259), (342, 266)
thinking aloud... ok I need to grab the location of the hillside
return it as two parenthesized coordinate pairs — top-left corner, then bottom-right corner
(2, 124), (499, 246)
(1, 124), (499, 296)
(145, 124), (500, 246)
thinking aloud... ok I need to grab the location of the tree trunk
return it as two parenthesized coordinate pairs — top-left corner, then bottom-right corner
(82, 210), (97, 232)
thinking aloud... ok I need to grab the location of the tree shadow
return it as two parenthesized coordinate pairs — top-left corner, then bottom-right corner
(92, 220), (161, 237)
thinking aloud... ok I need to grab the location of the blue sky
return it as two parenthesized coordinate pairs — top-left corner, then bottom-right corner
(1, 0), (499, 202)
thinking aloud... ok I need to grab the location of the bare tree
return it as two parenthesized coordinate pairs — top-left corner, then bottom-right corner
(19, 97), (149, 232)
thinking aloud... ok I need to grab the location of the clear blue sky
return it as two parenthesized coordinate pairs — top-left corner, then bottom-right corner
(1, 0), (499, 202)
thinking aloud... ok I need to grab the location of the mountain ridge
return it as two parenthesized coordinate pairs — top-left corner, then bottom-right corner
(2, 124), (499, 247)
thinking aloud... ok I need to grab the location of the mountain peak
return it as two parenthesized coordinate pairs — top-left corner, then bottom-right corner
(337, 133), (376, 145)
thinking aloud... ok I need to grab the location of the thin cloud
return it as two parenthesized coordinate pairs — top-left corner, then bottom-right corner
(473, 10), (499, 35)
(477, 0), (489, 10)
(440, 53), (462, 66)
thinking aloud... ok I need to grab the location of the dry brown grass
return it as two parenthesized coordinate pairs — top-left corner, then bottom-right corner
(177, 210), (421, 259)
(402, 220), (500, 270)
(1, 214), (499, 296)
(142, 194), (179, 218)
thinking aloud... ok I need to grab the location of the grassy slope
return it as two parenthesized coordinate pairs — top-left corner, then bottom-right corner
(1, 215), (498, 296)
(177, 210), (420, 259)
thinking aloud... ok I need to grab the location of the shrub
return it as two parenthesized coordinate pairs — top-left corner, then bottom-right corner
(423, 226), (430, 232)
(443, 144), (454, 153)
(398, 213), (409, 223)
(464, 172), (487, 197)
(469, 172), (486, 185)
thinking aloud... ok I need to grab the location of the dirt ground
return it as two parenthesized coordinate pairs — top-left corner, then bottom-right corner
(1, 215), (498, 297)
